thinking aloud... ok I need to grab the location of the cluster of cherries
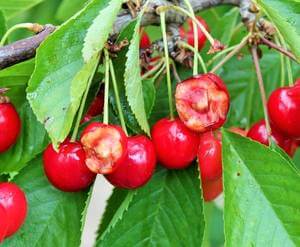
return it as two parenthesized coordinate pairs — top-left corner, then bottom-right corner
(1, 15), (300, 240)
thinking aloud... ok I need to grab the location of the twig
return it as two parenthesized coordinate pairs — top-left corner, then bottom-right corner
(260, 36), (297, 63)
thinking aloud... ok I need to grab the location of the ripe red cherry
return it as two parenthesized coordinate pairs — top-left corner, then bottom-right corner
(80, 122), (128, 174)
(175, 73), (230, 132)
(198, 131), (222, 181)
(43, 139), (96, 192)
(0, 182), (27, 238)
(0, 205), (8, 242)
(202, 177), (223, 202)
(247, 120), (294, 156)
(268, 83), (300, 138)
(179, 16), (209, 50)
(140, 31), (151, 49)
(0, 102), (21, 153)
(151, 118), (199, 169)
(106, 135), (156, 189)
(81, 89), (104, 124)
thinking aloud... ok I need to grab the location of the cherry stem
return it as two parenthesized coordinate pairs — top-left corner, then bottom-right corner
(71, 55), (100, 142)
(206, 44), (238, 67)
(210, 34), (250, 73)
(152, 63), (166, 81)
(274, 36), (286, 87)
(103, 49), (110, 125)
(160, 11), (174, 120)
(182, 0), (198, 75)
(0, 23), (43, 47)
(260, 35), (297, 63)
(170, 59), (182, 82)
(109, 59), (128, 135)
(251, 45), (271, 143)
(141, 58), (164, 80)
(179, 41), (207, 73)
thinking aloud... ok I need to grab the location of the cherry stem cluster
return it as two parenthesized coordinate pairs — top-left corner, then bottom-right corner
(251, 45), (271, 142)
(160, 11), (174, 120)
(141, 58), (165, 80)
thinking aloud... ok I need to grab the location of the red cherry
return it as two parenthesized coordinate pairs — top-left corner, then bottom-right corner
(202, 177), (223, 202)
(268, 84), (300, 138)
(140, 31), (151, 49)
(0, 182), (27, 238)
(151, 118), (199, 169)
(175, 73), (230, 132)
(43, 139), (96, 192)
(198, 131), (222, 181)
(0, 103), (21, 153)
(106, 135), (156, 189)
(247, 120), (294, 156)
(179, 16), (209, 50)
(0, 205), (8, 242)
(81, 88), (104, 124)
(80, 122), (128, 174)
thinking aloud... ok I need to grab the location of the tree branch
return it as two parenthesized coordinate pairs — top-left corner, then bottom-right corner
(0, 0), (255, 70)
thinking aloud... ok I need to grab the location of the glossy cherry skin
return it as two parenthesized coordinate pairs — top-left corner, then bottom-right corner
(247, 120), (294, 156)
(140, 31), (151, 49)
(202, 177), (223, 202)
(175, 73), (230, 132)
(80, 122), (128, 174)
(43, 139), (96, 192)
(198, 131), (222, 181)
(179, 16), (209, 50)
(106, 135), (156, 189)
(0, 204), (8, 242)
(0, 182), (27, 238)
(0, 103), (21, 153)
(268, 83), (300, 138)
(151, 118), (199, 169)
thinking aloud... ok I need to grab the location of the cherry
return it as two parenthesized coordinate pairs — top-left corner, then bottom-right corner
(202, 177), (223, 202)
(0, 182), (27, 238)
(0, 102), (21, 153)
(80, 122), (128, 174)
(179, 16), (209, 50)
(140, 31), (151, 49)
(268, 83), (300, 138)
(43, 139), (96, 192)
(198, 131), (222, 181)
(0, 205), (8, 242)
(151, 118), (199, 169)
(247, 120), (294, 156)
(81, 88), (104, 124)
(106, 135), (156, 189)
(175, 73), (230, 132)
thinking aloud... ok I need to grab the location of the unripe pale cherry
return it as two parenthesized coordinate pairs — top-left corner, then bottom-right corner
(80, 122), (128, 174)
(175, 73), (230, 132)
(106, 135), (156, 189)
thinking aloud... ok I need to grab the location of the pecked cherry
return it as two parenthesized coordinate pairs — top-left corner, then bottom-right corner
(0, 102), (21, 153)
(106, 135), (156, 189)
(80, 122), (127, 174)
(198, 131), (222, 181)
(140, 31), (151, 49)
(247, 120), (294, 156)
(179, 16), (209, 51)
(43, 139), (96, 192)
(268, 82), (300, 138)
(175, 73), (230, 132)
(0, 182), (27, 238)
(202, 177), (223, 202)
(0, 204), (8, 242)
(151, 118), (199, 169)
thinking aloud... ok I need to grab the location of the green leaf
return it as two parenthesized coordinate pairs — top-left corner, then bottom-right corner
(222, 130), (300, 246)
(0, 59), (35, 108)
(0, 102), (48, 174)
(0, 10), (6, 38)
(97, 166), (205, 246)
(142, 78), (156, 117)
(27, 0), (109, 146)
(2, 157), (88, 246)
(255, 0), (300, 62)
(0, 0), (44, 19)
(56, 0), (88, 21)
(124, 13), (150, 135)
(82, 0), (122, 62)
